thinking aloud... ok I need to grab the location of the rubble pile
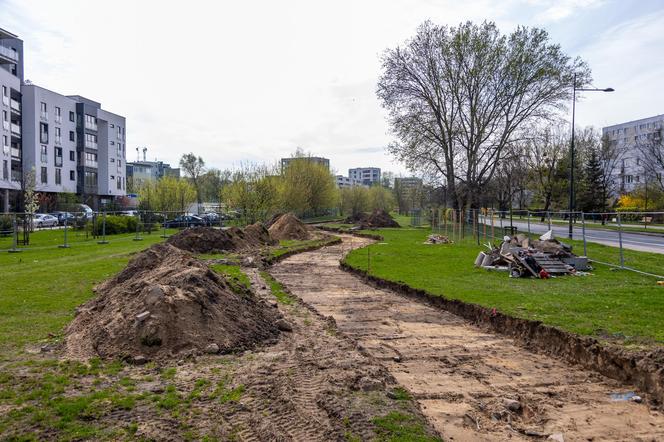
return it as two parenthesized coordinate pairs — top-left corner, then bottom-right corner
(268, 213), (311, 241)
(166, 224), (276, 254)
(475, 230), (590, 278)
(64, 243), (281, 361)
(424, 234), (453, 244)
(347, 209), (401, 229)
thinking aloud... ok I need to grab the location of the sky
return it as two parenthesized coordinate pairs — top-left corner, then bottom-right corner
(3, 0), (664, 177)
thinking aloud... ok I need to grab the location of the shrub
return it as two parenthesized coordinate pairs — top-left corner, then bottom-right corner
(87, 215), (138, 235)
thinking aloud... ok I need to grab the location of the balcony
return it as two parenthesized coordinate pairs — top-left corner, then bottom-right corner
(0, 45), (18, 64)
(11, 170), (21, 182)
(10, 99), (20, 114)
(10, 122), (20, 135)
(11, 147), (20, 159)
(84, 160), (98, 168)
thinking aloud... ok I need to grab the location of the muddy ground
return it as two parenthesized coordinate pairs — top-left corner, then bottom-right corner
(270, 234), (664, 441)
(0, 259), (437, 441)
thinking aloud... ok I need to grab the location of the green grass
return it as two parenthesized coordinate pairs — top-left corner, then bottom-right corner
(344, 227), (664, 347)
(0, 228), (178, 355)
(269, 236), (340, 259)
(260, 271), (296, 304)
(209, 264), (251, 293)
(372, 412), (441, 442)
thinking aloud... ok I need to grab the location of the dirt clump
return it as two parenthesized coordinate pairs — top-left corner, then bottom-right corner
(267, 212), (311, 240)
(348, 209), (400, 229)
(63, 243), (281, 360)
(166, 224), (276, 254)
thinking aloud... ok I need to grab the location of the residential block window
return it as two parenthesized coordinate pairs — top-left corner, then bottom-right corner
(41, 166), (47, 184)
(40, 122), (48, 144)
(110, 158), (115, 163)
(69, 131), (75, 142)
(55, 106), (61, 123)
(40, 102), (48, 120)
(70, 170), (75, 181)
(84, 133), (97, 149)
(55, 127), (61, 144)
(117, 126), (122, 140)
(117, 159), (122, 172)
(40, 145), (48, 163)
(2, 110), (8, 130)
(55, 168), (61, 185)
(70, 150), (75, 161)
(84, 114), (97, 130)
(2, 160), (7, 181)
(117, 144), (122, 156)
(1, 86), (7, 105)
(55, 147), (63, 167)
(69, 111), (75, 122)
(84, 170), (98, 187)
(84, 152), (98, 168)
(117, 176), (121, 189)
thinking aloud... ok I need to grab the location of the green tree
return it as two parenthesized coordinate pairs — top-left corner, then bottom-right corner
(578, 144), (607, 213)
(280, 154), (338, 218)
(179, 153), (206, 207)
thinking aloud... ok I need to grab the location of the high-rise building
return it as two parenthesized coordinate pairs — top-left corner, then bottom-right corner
(0, 27), (127, 211)
(349, 167), (381, 186)
(0, 27), (23, 212)
(280, 156), (330, 172)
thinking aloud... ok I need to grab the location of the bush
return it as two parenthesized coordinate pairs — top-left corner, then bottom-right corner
(0, 215), (12, 235)
(87, 215), (138, 235)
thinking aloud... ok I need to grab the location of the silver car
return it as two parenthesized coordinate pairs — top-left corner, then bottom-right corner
(32, 213), (59, 228)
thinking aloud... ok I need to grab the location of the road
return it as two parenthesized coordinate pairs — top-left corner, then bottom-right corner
(481, 216), (664, 254)
(271, 235), (664, 441)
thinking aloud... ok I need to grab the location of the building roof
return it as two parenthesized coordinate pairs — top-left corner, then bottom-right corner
(603, 114), (664, 130)
(0, 28), (19, 40)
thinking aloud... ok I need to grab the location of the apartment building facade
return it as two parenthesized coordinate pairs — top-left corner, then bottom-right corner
(127, 159), (180, 189)
(0, 27), (127, 211)
(0, 28), (23, 212)
(335, 175), (362, 188)
(602, 114), (664, 194)
(349, 167), (381, 186)
(280, 156), (330, 172)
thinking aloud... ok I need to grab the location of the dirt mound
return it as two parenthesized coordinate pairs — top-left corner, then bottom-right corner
(348, 209), (400, 229)
(268, 213), (311, 240)
(265, 213), (285, 228)
(166, 225), (275, 254)
(63, 243), (281, 360)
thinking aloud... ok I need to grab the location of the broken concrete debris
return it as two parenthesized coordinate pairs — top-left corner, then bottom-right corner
(424, 234), (453, 244)
(475, 230), (592, 278)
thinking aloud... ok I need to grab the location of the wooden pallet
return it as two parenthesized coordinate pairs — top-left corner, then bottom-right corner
(532, 254), (571, 274)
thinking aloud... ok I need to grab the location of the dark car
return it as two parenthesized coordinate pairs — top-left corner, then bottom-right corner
(200, 212), (221, 226)
(163, 215), (207, 228)
(50, 211), (76, 224)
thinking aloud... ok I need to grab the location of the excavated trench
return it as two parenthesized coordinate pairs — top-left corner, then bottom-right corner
(269, 234), (664, 441)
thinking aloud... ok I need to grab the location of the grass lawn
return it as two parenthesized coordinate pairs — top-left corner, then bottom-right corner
(344, 226), (664, 348)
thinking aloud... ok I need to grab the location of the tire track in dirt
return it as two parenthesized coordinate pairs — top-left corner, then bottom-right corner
(269, 234), (664, 441)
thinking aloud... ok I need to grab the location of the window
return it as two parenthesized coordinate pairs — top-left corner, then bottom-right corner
(55, 106), (61, 123)
(110, 123), (114, 128)
(69, 131), (75, 142)
(117, 126), (122, 140)
(84, 171), (98, 187)
(40, 102), (47, 120)
(84, 133), (97, 149)
(117, 144), (122, 156)
(69, 150), (75, 161)
(117, 159), (122, 172)
(110, 175), (115, 180)
(117, 176), (122, 190)
(2, 110), (7, 131)
(69, 111), (75, 122)
(84, 152), (98, 168)
(110, 141), (115, 145)
(636, 175), (640, 183)
(40, 145), (48, 163)
(2, 135), (7, 155)
(41, 167), (48, 184)
(55, 127), (61, 144)
(55, 168), (61, 185)
(2, 160), (7, 180)
(70, 170), (75, 181)
(40, 122), (48, 144)
(84, 114), (97, 130)
(110, 158), (115, 163)
(54, 147), (63, 167)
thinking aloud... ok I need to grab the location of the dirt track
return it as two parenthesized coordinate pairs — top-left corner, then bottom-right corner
(270, 234), (664, 441)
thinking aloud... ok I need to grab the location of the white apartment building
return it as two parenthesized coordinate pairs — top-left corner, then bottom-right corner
(335, 175), (362, 188)
(349, 167), (381, 186)
(602, 114), (664, 194)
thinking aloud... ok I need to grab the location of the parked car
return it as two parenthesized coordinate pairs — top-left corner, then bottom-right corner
(119, 210), (138, 217)
(162, 215), (207, 228)
(200, 212), (220, 225)
(32, 213), (59, 228)
(50, 211), (76, 224)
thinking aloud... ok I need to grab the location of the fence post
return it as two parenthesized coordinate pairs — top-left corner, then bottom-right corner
(59, 215), (70, 248)
(547, 211), (552, 231)
(527, 211), (531, 235)
(499, 211), (503, 234)
(97, 210), (109, 244)
(133, 212), (143, 241)
(9, 214), (21, 253)
(617, 213), (625, 268)
(475, 209), (480, 245)
(581, 212), (587, 257)
(490, 209), (495, 240)
(161, 213), (169, 238)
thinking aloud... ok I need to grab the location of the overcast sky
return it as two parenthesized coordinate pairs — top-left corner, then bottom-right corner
(3, 0), (664, 176)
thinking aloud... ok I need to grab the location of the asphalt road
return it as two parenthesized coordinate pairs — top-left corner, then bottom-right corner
(481, 217), (664, 254)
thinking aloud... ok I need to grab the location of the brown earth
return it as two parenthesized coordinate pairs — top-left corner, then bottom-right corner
(166, 224), (276, 254)
(270, 234), (664, 441)
(268, 213), (311, 241)
(348, 209), (401, 229)
(63, 243), (281, 361)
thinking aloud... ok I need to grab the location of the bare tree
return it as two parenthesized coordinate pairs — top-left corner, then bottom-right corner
(179, 153), (206, 207)
(377, 20), (589, 211)
(636, 127), (664, 192)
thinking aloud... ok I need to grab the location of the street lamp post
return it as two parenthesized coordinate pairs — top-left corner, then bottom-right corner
(568, 73), (614, 239)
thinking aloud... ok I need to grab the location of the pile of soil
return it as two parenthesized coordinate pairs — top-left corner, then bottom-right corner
(63, 243), (281, 360)
(166, 224), (276, 254)
(348, 209), (400, 229)
(267, 213), (311, 241)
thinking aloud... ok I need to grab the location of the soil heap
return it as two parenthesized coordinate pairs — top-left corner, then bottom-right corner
(267, 213), (311, 241)
(63, 243), (281, 360)
(166, 224), (276, 254)
(349, 209), (400, 229)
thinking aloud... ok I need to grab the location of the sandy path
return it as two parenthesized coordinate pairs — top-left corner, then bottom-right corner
(270, 234), (664, 441)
